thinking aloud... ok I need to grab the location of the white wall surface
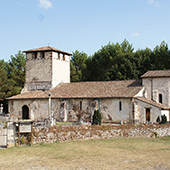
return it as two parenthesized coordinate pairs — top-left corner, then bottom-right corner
(161, 110), (170, 121)
(52, 52), (70, 88)
(142, 77), (170, 107)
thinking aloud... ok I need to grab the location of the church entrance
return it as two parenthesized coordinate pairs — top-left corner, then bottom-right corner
(146, 108), (150, 121)
(22, 105), (29, 119)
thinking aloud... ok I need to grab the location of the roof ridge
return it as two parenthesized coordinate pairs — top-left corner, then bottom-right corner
(66, 79), (138, 84)
(134, 97), (170, 109)
(23, 46), (72, 55)
(141, 69), (170, 78)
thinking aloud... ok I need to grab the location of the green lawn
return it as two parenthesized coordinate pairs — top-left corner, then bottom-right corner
(56, 122), (73, 126)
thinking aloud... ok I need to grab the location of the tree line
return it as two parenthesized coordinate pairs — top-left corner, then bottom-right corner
(1, 39), (170, 112)
(0, 51), (25, 112)
(71, 39), (170, 82)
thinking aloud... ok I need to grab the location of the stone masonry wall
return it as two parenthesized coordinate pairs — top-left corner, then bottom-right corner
(32, 124), (170, 144)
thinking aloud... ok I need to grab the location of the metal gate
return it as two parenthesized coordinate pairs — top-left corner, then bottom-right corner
(0, 121), (7, 148)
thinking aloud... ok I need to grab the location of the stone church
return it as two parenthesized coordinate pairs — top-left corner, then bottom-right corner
(8, 46), (170, 123)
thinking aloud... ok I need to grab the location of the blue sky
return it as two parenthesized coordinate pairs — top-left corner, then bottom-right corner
(0, 0), (170, 61)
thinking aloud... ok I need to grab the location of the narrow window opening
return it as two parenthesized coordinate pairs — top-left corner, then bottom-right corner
(34, 52), (37, 59)
(159, 94), (163, 104)
(80, 101), (82, 110)
(58, 53), (60, 60)
(41, 52), (45, 59)
(63, 54), (65, 61)
(119, 101), (122, 111)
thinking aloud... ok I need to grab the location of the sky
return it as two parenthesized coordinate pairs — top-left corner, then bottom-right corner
(0, 0), (170, 61)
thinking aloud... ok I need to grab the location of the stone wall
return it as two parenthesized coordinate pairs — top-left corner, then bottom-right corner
(24, 51), (52, 92)
(142, 77), (170, 107)
(134, 98), (162, 123)
(0, 117), (18, 147)
(32, 124), (170, 144)
(10, 98), (134, 123)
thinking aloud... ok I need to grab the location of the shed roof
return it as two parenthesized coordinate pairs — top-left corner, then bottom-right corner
(141, 70), (170, 78)
(23, 46), (72, 56)
(134, 97), (170, 110)
(8, 79), (143, 100)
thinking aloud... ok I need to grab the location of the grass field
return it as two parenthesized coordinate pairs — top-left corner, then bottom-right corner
(0, 137), (170, 170)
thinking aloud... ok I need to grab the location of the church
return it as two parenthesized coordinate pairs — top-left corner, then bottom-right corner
(8, 46), (170, 124)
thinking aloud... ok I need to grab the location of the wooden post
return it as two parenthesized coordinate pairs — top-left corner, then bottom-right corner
(18, 122), (20, 146)
(31, 122), (33, 145)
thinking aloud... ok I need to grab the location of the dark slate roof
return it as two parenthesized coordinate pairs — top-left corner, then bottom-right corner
(23, 46), (72, 55)
(141, 70), (170, 78)
(8, 80), (143, 100)
(134, 97), (170, 110)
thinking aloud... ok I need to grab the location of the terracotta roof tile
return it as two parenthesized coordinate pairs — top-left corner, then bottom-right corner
(7, 91), (45, 100)
(23, 46), (72, 55)
(134, 97), (170, 110)
(141, 70), (170, 78)
(8, 80), (143, 100)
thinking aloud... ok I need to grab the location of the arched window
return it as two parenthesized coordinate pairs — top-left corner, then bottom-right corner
(22, 105), (29, 119)
(159, 94), (163, 104)
(119, 101), (122, 111)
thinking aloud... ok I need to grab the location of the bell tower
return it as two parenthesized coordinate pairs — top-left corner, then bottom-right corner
(21, 46), (72, 93)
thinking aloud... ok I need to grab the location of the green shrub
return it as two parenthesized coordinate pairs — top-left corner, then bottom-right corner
(20, 136), (26, 144)
(160, 115), (167, 124)
(156, 116), (160, 123)
(92, 110), (101, 125)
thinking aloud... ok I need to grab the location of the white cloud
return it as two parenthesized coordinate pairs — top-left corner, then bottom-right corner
(38, 0), (52, 10)
(148, 0), (160, 7)
(155, 1), (160, 7)
(148, 0), (154, 4)
(131, 33), (140, 37)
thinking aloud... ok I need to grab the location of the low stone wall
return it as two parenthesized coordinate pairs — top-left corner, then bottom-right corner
(33, 124), (170, 144)
(0, 117), (18, 147)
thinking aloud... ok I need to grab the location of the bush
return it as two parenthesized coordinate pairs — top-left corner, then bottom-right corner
(92, 110), (101, 125)
(160, 114), (167, 124)
(156, 116), (160, 123)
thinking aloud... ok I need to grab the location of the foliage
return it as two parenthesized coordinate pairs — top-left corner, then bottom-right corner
(70, 50), (88, 82)
(71, 39), (170, 82)
(0, 60), (7, 101)
(160, 115), (167, 124)
(1, 121), (7, 129)
(0, 51), (25, 113)
(20, 136), (26, 144)
(6, 51), (25, 96)
(92, 110), (101, 125)
(156, 116), (160, 123)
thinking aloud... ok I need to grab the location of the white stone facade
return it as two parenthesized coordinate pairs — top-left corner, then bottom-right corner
(142, 77), (170, 107)
(133, 98), (162, 123)
(9, 98), (135, 123)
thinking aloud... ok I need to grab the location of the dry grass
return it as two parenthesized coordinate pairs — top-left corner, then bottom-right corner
(0, 137), (170, 170)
